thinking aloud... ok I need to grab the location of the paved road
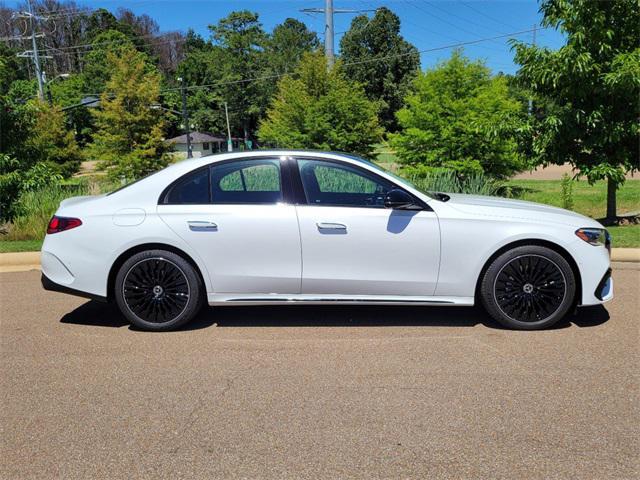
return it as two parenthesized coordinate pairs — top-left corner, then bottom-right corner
(1, 266), (638, 479)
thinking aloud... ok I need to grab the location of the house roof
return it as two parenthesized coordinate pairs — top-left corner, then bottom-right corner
(166, 132), (226, 144)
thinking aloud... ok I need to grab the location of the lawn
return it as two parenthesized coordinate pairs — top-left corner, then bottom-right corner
(0, 239), (43, 253)
(607, 225), (640, 248)
(509, 179), (640, 219)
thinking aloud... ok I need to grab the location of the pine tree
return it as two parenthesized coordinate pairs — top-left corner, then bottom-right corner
(24, 102), (83, 178)
(89, 47), (170, 180)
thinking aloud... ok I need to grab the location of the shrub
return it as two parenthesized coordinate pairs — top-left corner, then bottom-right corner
(4, 183), (89, 241)
(403, 169), (508, 197)
(561, 173), (574, 210)
(0, 155), (63, 221)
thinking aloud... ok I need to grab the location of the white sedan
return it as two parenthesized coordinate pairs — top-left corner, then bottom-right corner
(41, 151), (613, 331)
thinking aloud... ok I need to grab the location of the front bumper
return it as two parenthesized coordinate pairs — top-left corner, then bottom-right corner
(594, 268), (613, 302)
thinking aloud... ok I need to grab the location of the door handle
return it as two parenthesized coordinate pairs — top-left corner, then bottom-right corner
(188, 221), (218, 231)
(316, 222), (347, 231)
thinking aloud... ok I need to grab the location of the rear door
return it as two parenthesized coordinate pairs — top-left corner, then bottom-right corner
(157, 157), (301, 294)
(292, 157), (440, 296)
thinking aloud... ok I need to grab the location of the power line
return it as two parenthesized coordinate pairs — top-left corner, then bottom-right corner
(458, 1), (520, 31)
(149, 26), (543, 96)
(404, 0), (502, 44)
(301, 1), (375, 69)
(419, 0), (505, 35)
(41, 31), (186, 53)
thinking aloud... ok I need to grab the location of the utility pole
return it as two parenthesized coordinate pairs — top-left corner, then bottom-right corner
(224, 102), (232, 152)
(324, 0), (335, 68)
(28, 0), (44, 100)
(300, 3), (373, 69)
(178, 77), (192, 158)
(10, 1), (50, 101)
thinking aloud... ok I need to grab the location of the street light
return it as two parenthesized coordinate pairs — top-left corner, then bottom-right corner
(44, 72), (70, 105)
(150, 103), (182, 116)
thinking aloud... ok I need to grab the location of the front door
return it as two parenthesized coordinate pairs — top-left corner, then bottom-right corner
(158, 157), (301, 294)
(293, 158), (440, 296)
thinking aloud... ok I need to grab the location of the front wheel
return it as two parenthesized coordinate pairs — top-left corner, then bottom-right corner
(115, 249), (204, 331)
(480, 245), (576, 330)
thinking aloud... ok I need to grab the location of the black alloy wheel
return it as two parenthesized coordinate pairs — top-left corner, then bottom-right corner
(493, 254), (566, 323)
(480, 245), (576, 330)
(115, 249), (204, 331)
(123, 258), (190, 323)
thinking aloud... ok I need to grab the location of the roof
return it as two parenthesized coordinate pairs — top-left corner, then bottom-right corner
(166, 132), (226, 144)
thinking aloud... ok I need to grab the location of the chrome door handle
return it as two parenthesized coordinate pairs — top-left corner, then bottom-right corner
(316, 222), (347, 231)
(188, 221), (218, 231)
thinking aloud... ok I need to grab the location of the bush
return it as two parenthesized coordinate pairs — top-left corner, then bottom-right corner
(4, 183), (89, 241)
(0, 155), (63, 221)
(403, 169), (508, 197)
(561, 173), (574, 210)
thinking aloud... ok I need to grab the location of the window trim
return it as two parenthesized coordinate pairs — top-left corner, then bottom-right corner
(291, 157), (430, 211)
(158, 156), (290, 206)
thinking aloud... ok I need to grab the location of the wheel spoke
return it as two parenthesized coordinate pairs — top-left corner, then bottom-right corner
(123, 258), (190, 324)
(494, 255), (566, 323)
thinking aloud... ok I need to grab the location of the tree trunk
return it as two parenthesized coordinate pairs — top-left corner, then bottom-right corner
(606, 177), (617, 222)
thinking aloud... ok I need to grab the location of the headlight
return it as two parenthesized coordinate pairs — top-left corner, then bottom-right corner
(575, 228), (608, 247)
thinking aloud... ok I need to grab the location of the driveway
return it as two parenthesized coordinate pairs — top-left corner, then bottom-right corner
(1, 265), (638, 479)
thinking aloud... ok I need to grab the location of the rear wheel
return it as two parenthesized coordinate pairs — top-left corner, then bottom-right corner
(480, 245), (576, 330)
(115, 250), (204, 331)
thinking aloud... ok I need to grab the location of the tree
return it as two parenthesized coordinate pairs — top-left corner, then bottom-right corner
(209, 11), (269, 141)
(258, 51), (382, 158)
(22, 101), (83, 177)
(340, 7), (420, 132)
(512, 0), (639, 220)
(390, 51), (525, 179)
(266, 18), (319, 76)
(81, 30), (139, 93)
(0, 44), (30, 155)
(88, 47), (169, 180)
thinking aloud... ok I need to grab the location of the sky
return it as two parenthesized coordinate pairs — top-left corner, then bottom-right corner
(7, 0), (566, 75)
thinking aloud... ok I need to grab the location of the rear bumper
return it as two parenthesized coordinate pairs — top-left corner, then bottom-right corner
(41, 273), (107, 303)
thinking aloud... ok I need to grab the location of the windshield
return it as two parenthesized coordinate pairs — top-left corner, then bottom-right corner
(340, 153), (434, 199)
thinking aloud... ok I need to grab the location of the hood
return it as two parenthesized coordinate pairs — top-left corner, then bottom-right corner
(442, 193), (602, 228)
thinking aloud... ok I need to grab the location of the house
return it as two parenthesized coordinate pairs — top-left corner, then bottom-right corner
(166, 132), (226, 158)
(166, 132), (251, 158)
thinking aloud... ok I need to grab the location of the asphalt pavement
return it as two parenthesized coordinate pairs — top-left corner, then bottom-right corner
(1, 265), (638, 479)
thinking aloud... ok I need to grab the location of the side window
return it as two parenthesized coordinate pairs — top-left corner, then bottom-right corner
(297, 159), (392, 207)
(211, 159), (282, 204)
(164, 168), (210, 204)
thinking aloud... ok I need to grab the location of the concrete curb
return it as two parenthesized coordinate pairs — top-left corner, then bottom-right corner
(0, 252), (41, 273)
(0, 248), (639, 274)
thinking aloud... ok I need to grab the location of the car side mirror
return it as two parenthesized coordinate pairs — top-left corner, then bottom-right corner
(384, 189), (416, 209)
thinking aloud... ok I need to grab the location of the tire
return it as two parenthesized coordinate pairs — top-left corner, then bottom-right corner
(115, 249), (204, 331)
(480, 245), (576, 330)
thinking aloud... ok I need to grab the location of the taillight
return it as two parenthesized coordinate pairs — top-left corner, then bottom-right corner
(47, 216), (82, 234)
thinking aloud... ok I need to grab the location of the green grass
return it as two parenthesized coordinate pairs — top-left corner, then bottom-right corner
(0, 239), (43, 253)
(607, 226), (640, 248)
(3, 183), (90, 241)
(508, 179), (640, 219)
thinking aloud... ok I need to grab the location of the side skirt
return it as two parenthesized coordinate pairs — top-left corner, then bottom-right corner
(207, 293), (475, 307)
